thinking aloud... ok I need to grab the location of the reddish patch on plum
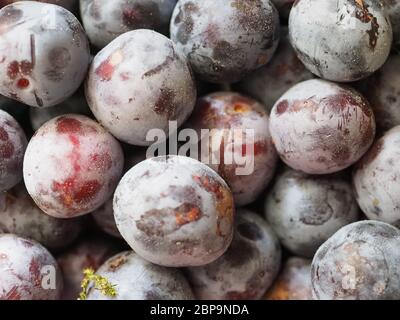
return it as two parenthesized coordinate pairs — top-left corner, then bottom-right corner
(175, 205), (201, 226)
(29, 258), (42, 287)
(241, 141), (268, 157)
(0, 126), (9, 141)
(17, 78), (29, 89)
(90, 153), (112, 172)
(56, 117), (82, 134)
(276, 100), (289, 114)
(0, 140), (14, 158)
(95, 51), (123, 82)
(3, 286), (21, 300)
(7, 60), (33, 80)
(323, 92), (372, 117)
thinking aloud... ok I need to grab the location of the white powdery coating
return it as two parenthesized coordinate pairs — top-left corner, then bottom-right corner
(57, 236), (120, 300)
(0, 110), (27, 192)
(237, 28), (314, 111)
(359, 54), (400, 132)
(186, 210), (281, 300)
(353, 126), (400, 225)
(266, 257), (313, 300)
(87, 251), (194, 300)
(270, 79), (376, 174)
(86, 29), (196, 146)
(312, 221), (400, 300)
(265, 168), (359, 258)
(0, 234), (63, 300)
(384, 0), (400, 49)
(289, 0), (392, 82)
(170, 0), (280, 83)
(0, 184), (83, 249)
(0, 2), (90, 107)
(80, 0), (177, 49)
(114, 155), (235, 267)
(23, 114), (124, 218)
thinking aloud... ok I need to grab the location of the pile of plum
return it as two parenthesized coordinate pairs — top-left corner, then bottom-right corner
(1, 0), (400, 300)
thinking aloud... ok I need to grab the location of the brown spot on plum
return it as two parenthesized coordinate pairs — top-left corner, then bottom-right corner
(48, 47), (71, 70)
(276, 100), (289, 114)
(0, 127), (9, 141)
(3, 286), (21, 300)
(352, 0), (380, 49)
(175, 2), (198, 45)
(56, 117), (82, 134)
(29, 257), (42, 286)
(0, 140), (14, 158)
(175, 205), (201, 226)
(108, 254), (127, 272)
(238, 222), (263, 241)
(90, 153), (112, 172)
(153, 88), (176, 119)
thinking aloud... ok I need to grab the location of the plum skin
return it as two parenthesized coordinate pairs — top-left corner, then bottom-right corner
(0, 2), (91, 107)
(113, 155), (235, 267)
(85, 29), (196, 146)
(23, 114), (124, 219)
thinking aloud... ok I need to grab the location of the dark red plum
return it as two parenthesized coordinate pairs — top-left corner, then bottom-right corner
(186, 210), (281, 300)
(80, 0), (178, 49)
(170, 0), (280, 83)
(0, 110), (27, 192)
(0, 2), (90, 107)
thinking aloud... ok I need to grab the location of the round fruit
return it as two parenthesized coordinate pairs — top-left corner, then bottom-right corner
(0, 2), (90, 107)
(80, 0), (178, 49)
(0, 110), (27, 192)
(114, 155), (235, 267)
(265, 257), (312, 300)
(86, 29), (196, 146)
(0, 184), (83, 249)
(170, 0), (280, 83)
(270, 79), (376, 174)
(289, 0), (392, 82)
(312, 221), (400, 300)
(188, 92), (278, 206)
(57, 236), (121, 300)
(265, 168), (359, 257)
(353, 126), (400, 226)
(186, 210), (281, 300)
(0, 234), (63, 300)
(23, 115), (124, 218)
(236, 28), (314, 111)
(86, 251), (194, 300)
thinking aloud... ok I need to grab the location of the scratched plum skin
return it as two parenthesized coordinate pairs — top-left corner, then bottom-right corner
(269, 79), (376, 175)
(0, 184), (83, 250)
(0, 1), (78, 12)
(80, 0), (178, 49)
(185, 210), (281, 300)
(265, 168), (359, 258)
(312, 221), (400, 300)
(0, 110), (27, 192)
(353, 126), (400, 226)
(170, 0), (280, 84)
(113, 155), (235, 267)
(0, 234), (63, 300)
(0, 2), (91, 107)
(187, 92), (278, 206)
(86, 29), (196, 146)
(86, 251), (194, 300)
(23, 115), (124, 219)
(289, 0), (392, 82)
(265, 257), (313, 300)
(57, 235), (121, 300)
